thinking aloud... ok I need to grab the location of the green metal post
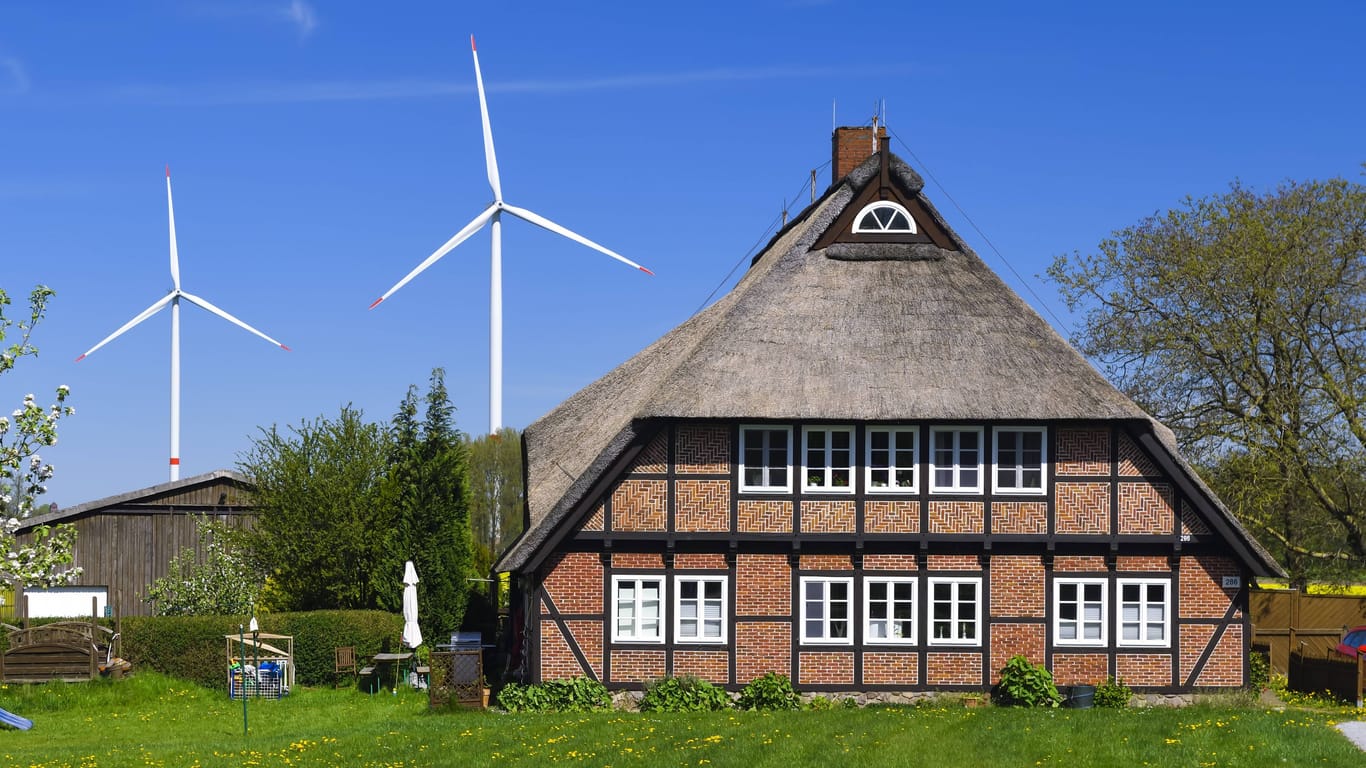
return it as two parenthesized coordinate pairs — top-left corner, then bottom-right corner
(239, 624), (248, 736)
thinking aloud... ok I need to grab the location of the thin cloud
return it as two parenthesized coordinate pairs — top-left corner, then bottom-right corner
(283, 0), (317, 40)
(103, 65), (854, 106)
(1, 56), (30, 95)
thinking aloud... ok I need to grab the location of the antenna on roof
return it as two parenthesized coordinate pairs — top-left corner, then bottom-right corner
(831, 99), (836, 132)
(781, 199), (788, 227)
(810, 169), (817, 203)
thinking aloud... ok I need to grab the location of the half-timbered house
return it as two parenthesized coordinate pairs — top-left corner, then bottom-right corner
(495, 127), (1282, 695)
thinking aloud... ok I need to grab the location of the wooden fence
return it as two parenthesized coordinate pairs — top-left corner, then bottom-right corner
(1250, 589), (1366, 672)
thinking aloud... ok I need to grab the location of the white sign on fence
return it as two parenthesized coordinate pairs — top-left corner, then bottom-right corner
(23, 586), (108, 618)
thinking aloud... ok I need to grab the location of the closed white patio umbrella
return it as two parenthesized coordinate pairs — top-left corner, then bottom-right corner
(402, 561), (422, 649)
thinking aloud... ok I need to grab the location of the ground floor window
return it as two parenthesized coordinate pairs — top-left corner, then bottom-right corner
(1054, 578), (1106, 646)
(612, 576), (664, 643)
(675, 576), (726, 643)
(928, 577), (981, 645)
(800, 577), (853, 644)
(865, 577), (916, 643)
(1117, 578), (1169, 647)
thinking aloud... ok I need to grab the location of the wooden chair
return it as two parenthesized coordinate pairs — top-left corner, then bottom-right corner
(334, 646), (357, 688)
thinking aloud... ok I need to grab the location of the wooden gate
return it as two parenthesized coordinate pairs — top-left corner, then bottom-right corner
(1250, 589), (1366, 674)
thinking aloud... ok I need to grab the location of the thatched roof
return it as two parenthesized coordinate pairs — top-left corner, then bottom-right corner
(497, 147), (1282, 577)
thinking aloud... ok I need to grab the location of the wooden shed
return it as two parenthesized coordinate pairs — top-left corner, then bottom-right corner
(14, 470), (255, 617)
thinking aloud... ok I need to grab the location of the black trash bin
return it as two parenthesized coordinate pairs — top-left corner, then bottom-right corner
(1065, 684), (1095, 708)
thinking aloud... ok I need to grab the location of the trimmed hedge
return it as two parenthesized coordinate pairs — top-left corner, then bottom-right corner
(121, 610), (402, 688)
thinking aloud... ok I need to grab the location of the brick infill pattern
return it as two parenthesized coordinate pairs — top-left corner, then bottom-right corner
(989, 624), (1045, 683)
(736, 622), (790, 681)
(865, 499), (921, 533)
(928, 501), (984, 534)
(631, 431), (669, 475)
(801, 500), (856, 533)
(1056, 427), (1109, 476)
(798, 651), (855, 685)
(991, 501), (1047, 534)
(542, 552), (603, 614)
(611, 479), (666, 531)
(1119, 482), (1174, 535)
(1055, 483), (1110, 534)
(675, 480), (730, 532)
(989, 556), (1044, 617)
(1117, 432), (1159, 477)
(675, 424), (729, 474)
(737, 500), (793, 533)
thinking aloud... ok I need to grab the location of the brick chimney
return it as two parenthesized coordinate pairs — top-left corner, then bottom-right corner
(832, 125), (887, 184)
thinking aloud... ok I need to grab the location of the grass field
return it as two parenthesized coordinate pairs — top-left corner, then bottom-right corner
(0, 674), (1363, 768)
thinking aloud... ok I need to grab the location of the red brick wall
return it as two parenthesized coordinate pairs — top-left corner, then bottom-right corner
(992, 501), (1047, 534)
(737, 500), (793, 533)
(675, 424), (728, 474)
(833, 126), (877, 182)
(565, 619), (602, 679)
(1118, 481), (1174, 535)
(542, 552), (603, 614)
(735, 555), (790, 615)
(1055, 482), (1110, 534)
(1116, 555), (1170, 572)
(799, 651), (855, 685)
(1052, 653), (1109, 686)
(610, 650), (665, 682)
(673, 650), (729, 684)
(1195, 624), (1244, 687)
(611, 479), (666, 531)
(928, 501), (984, 534)
(1179, 624), (1214, 683)
(613, 552), (664, 570)
(675, 553), (727, 570)
(676, 480), (730, 532)
(865, 500), (920, 533)
(540, 620), (588, 680)
(1116, 654), (1171, 687)
(927, 555), (980, 571)
(989, 556), (1044, 617)
(862, 652), (919, 685)
(1180, 555), (1239, 618)
(926, 652), (982, 685)
(989, 623), (1046, 683)
(1053, 556), (1107, 573)
(799, 554), (852, 571)
(801, 500), (856, 533)
(864, 554), (919, 571)
(736, 622), (791, 680)
(1056, 427), (1109, 475)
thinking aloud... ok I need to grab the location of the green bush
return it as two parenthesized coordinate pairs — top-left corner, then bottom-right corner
(639, 675), (731, 712)
(121, 610), (402, 689)
(1249, 649), (1270, 691)
(737, 672), (800, 711)
(495, 677), (611, 712)
(996, 655), (1060, 707)
(1094, 676), (1132, 708)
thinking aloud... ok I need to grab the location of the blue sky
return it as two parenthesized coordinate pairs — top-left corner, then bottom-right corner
(3, 1), (1362, 509)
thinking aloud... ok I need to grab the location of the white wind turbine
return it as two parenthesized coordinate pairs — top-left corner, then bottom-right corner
(369, 36), (652, 435)
(76, 167), (291, 481)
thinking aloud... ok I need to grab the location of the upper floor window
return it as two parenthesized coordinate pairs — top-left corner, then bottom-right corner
(800, 576), (853, 644)
(803, 426), (854, 493)
(865, 577), (916, 644)
(853, 201), (917, 233)
(866, 426), (918, 493)
(1117, 579), (1169, 647)
(995, 427), (1046, 494)
(675, 576), (727, 644)
(1054, 578), (1106, 646)
(612, 576), (663, 643)
(740, 426), (791, 493)
(930, 427), (983, 493)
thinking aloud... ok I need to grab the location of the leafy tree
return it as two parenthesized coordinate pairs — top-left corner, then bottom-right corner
(0, 285), (80, 587)
(379, 369), (474, 638)
(1049, 172), (1366, 584)
(146, 515), (261, 615)
(467, 426), (523, 575)
(239, 406), (393, 610)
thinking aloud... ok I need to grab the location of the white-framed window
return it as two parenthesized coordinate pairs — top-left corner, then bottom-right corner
(1054, 578), (1106, 646)
(800, 576), (854, 644)
(1117, 579), (1169, 647)
(853, 201), (917, 233)
(674, 576), (727, 644)
(611, 576), (664, 643)
(740, 426), (792, 493)
(866, 426), (918, 493)
(930, 427), (983, 493)
(803, 426), (854, 493)
(928, 577), (981, 645)
(995, 427), (1047, 494)
(865, 577), (916, 644)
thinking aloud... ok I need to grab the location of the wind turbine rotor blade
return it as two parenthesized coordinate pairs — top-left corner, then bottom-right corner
(75, 293), (176, 361)
(502, 203), (655, 275)
(471, 35), (502, 202)
(369, 204), (497, 308)
(179, 291), (291, 350)
(166, 166), (181, 291)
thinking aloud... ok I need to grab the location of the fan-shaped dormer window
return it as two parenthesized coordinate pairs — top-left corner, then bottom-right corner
(853, 201), (916, 234)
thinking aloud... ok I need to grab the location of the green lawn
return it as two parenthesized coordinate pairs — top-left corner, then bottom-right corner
(0, 674), (1362, 768)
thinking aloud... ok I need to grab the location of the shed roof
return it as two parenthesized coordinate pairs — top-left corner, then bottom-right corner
(17, 469), (253, 533)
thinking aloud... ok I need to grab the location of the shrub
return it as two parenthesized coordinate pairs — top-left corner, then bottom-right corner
(737, 672), (800, 711)
(1094, 676), (1132, 708)
(495, 677), (611, 712)
(1249, 649), (1270, 691)
(996, 655), (1060, 707)
(120, 610), (402, 689)
(639, 675), (731, 712)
